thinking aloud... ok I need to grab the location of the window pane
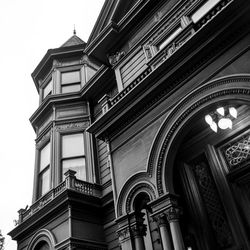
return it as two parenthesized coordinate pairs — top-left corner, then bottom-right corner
(62, 158), (86, 180)
(62, 134), (84, 157)
(85, 66), (97, 82)
(158, 27), (182, 51)
(61, 71), (80, 85)
(39, 168), (50, 196)
(61, 84), (81, 93)
(191, 0), (220, 23)
(43, 79), (52, 99)
(40, 142), (50, 171)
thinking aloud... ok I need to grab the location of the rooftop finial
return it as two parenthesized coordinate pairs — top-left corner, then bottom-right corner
(73, 24), (76, 35)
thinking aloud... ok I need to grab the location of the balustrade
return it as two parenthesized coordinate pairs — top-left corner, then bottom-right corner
(17, 170), (101, 225)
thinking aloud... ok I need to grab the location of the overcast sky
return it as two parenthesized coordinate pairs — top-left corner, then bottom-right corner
(0, 1), (104, 249)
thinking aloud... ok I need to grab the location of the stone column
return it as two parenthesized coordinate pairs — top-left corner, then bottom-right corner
(166, 207), (185, 250)
(130, 219), (147, 250)
(154, 214), (173, 250)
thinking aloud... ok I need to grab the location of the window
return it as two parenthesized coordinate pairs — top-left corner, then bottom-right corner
(38, 142), (51, 197)
(43, 79), (52, 99)
(157, 26), (182, 51)
(84, 65), (97, 82)
(191, 0), (221, 23)
(61, 133), (86, 181)
(61, 71), (81, 93)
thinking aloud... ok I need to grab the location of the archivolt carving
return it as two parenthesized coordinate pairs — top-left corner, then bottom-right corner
(116, 173), (156, 216)
(125, 182), (156, 214)
(27, 229), (56, 250)
(147, 75), (250, 196)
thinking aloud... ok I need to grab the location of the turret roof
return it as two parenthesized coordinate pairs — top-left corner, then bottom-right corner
(61, 34), (86, 47)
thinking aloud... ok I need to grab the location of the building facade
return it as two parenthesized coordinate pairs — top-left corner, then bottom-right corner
(9, 0), (250, 249)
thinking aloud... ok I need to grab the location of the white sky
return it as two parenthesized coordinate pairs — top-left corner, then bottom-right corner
(0, 1), (105, 249)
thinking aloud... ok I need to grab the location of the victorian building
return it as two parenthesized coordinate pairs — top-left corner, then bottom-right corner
(9, 0), (250, 249)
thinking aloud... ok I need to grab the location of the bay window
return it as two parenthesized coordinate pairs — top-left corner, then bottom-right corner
(61, 133), (86, 181)
(38, 142), (51, 197)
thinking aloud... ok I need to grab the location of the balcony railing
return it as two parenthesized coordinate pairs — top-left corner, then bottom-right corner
(17, 170), (101, 225)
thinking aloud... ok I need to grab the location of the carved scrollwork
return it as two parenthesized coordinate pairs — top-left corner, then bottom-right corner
(152, 213), (168, 227)
(166, 207), (181, 222)
(117, 227), (130, 242)
(108, 51), (125, 66)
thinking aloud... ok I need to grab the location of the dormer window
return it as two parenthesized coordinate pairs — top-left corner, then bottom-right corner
(43, 79), (52, 100)
(61, 70), (81, 93)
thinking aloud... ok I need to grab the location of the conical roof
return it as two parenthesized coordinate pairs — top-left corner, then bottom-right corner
(61, 34), (86, 47)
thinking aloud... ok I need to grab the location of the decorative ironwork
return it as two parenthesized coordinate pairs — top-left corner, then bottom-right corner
(224, 134), (250, 169)
(192, 158), (234, 248)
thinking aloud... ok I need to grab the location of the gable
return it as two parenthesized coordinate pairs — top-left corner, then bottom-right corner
(87, 0), (140, 45)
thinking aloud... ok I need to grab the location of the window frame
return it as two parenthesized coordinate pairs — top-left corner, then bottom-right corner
(40, 74), (53, 102)
(37, 140), (51, 198)
(58, 66), (82, 94)
(59, 130), (88, 183)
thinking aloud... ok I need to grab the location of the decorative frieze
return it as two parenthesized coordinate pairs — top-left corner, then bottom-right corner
(55, 122), (89, 131)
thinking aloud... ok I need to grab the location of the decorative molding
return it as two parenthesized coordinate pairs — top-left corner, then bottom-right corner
(152, 212), (168, 227)
(117, 176), (156, 217)
(117, 227), (130, 242)
(125, 182), (156, 214)
(166, 207), (181, 222)
(55, 122), (89, 131)
(130, 223), (147, 238)
(146, 0), (196, 46)
(36, 130), (51, 149)
(27, 229), (56, 250)
(223, 133), (250, 170)
(108, 51), (125, 66)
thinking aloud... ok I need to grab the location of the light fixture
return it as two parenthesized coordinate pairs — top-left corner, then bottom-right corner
(216, 107), (225, 116)
(229, 107), (237, 118)
(205, 106), (237, 132)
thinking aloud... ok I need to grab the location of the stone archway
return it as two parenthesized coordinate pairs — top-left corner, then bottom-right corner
(147, 74), (250, 249)
(145, 74), (250, 195)
(27, 229), (56, 250)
